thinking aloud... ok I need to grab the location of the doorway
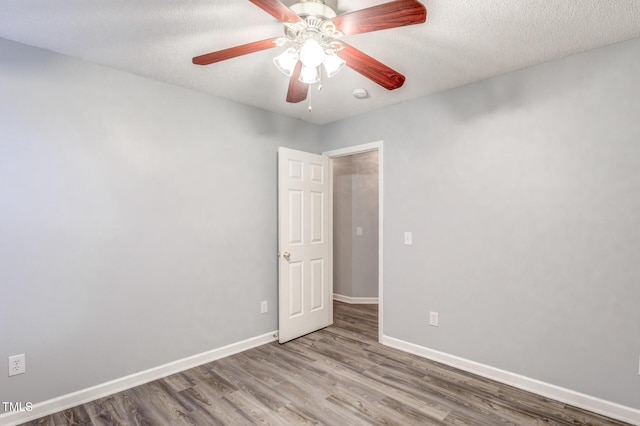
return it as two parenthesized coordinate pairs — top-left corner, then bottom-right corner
(324, 141), (383, 341)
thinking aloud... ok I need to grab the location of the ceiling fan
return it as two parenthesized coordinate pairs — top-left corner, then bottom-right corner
(192, 0), (427, 104)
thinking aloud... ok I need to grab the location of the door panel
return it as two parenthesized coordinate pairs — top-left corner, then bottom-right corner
(288, 190), (303, 244)
(278, 147), (332, 343)
(289, 261), (304, 317)
(310, 258), (324, 311)
(310, 191), (323, 243)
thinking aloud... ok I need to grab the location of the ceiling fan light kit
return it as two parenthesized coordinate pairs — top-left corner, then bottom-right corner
(192, 0), (427, 106)
(277, 1), (346, 86)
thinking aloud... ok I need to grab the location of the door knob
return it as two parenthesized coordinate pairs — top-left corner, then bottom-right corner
(282, 251), (291, 260)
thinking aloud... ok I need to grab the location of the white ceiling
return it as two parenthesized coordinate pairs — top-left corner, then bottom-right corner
(1, 0), (639, 124)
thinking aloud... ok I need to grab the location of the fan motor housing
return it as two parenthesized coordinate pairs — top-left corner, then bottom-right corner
(289, 1), (337, 19)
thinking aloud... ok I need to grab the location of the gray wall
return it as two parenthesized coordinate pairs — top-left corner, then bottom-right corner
(333, 152), (379, 298)
(0, 38), (320, 404)
(3, 32), (640, 413)
(332, 156), (353, 297)
(320, 38), (640, 409)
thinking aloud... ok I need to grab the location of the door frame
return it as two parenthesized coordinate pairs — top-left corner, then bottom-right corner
(323, 141), (384, 342)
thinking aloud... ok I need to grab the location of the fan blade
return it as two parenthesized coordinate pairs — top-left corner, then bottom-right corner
(193, 38), (279, 65)
(249, 0), (302, 23)
(337, 43), (405, 90)
(286, 61), (309, 103)
(332, 0), (426, 36)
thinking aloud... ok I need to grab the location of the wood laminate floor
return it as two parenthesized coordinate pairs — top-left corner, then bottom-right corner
(25, 302), (632, 425)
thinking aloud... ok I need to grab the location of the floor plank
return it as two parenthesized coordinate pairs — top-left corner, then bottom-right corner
(24, 302), (633, 425)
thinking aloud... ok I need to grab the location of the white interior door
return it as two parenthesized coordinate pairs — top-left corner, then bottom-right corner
(278, 147), (332, 343)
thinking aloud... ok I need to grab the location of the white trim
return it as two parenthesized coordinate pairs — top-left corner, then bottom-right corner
(0, 331), (278, 426)
(322, 141), (380, 158)
(333, 294), (379, 304)
(323, 141), (384, 342)
(381, 335), (640, 425)
(327, 152), (335, 324)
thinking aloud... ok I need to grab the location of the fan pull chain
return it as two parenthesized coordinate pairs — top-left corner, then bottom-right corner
(308, 66), (323, 112)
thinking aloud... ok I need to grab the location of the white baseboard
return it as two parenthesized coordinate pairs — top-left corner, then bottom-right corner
(333, 294), (379, 304)
(0, 331), (278, 426)
(381, 335), (640, 425)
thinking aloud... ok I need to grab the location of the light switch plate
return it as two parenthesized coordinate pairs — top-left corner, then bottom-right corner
(404, 232), (413, 245)
(356, 227), (363, 236)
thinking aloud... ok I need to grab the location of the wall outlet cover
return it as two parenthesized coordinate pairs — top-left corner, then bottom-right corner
(429, 312), (439, 327)
(8, 354), (25, 376)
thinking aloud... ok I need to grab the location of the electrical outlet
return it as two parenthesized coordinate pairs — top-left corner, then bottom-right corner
(8, 354), (25, 377)
(429, 312), (439, 327)
(261, 300), (268, 314)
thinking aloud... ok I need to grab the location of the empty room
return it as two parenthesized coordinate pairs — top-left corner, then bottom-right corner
(1, 0), (639, 425)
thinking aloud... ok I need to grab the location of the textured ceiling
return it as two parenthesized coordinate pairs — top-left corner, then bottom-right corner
(1, 0), (639, 124)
